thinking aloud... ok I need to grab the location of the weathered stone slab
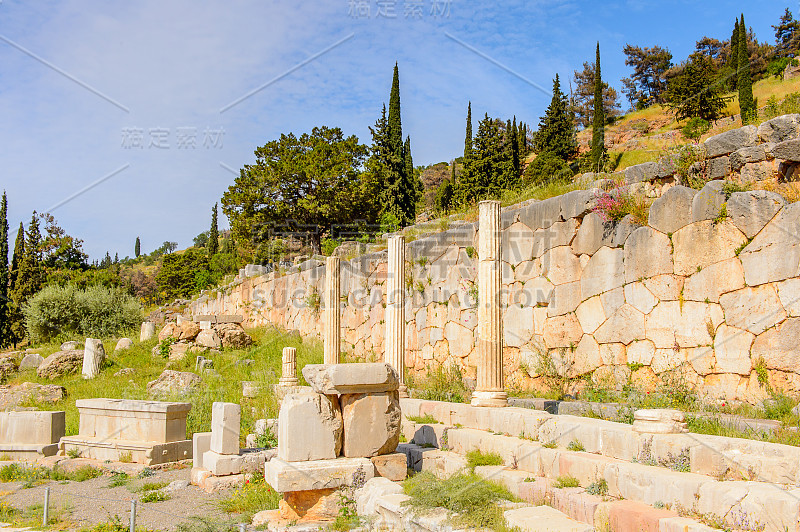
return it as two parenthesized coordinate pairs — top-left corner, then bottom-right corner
(757, 114), (800, 143)
(541, 246), (582, 285)
(302, 363), (399, 394)
(691, 180), (726, 222)
(594, 304), (644, 345)
(672, 220), (746, 276)
(19, 353), (44, 370)
(632, 409), (687, 434)
(719, 285), (785, 335)
(727, 190), (786, 238)
(37, 350), (83, 379)
(751, 318), (800, 373)
(730, 145), (768, 171)
(623, 227), (673, 283)
(581, 246), (624, 298)
(192, 432), (211, 469)
(739, 203), (800, 286)
(264, 456), (374, 492)
(772, 138), (800, 161)
(682, 257), (745, 303)
(707, 156), (731, 179)
(210, 402), (240, 455)
(572, 213), (614, 255)
(713, 324), (754, 375)
(504, 505), (592, 532)
(278, 392), (342, 462)
(203, 450), (243, 476)
(0, 410), (65, 458)
(370, 452), (407, 481)
(140, 321), (156, 342)
(703, 125), (757, 157)
(648, 185), (696, 235)
(341, 391), (401, 458)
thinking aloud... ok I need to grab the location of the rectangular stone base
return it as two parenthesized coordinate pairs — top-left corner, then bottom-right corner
(265, 456), (374, 492)
(59, 436), (191, 465)
(0, 443), (59, 460)
(203, 450), (243, 476)
(371, 452), (407, 481)
(280, 488), (338, 521)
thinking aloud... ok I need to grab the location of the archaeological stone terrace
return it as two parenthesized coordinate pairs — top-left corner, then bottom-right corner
(190, 114), (800, 404)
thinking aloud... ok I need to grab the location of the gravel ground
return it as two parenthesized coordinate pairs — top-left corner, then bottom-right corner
(1, 462), (246, 531)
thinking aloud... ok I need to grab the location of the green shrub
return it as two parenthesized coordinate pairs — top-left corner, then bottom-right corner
(466, 449), (504, 470)
(554, 475), (580, 488)
(408, 363), (470, 403)
(681, 117), (710, 142)
(566, 439), (585, 452)
(218, 476), (280, 520)
(140, 490), (169, 503)
(23, 284), (141, 343)
(522, 151), (572, 187)
(586, 478), (608, 496)
(406, 414), (439, 425)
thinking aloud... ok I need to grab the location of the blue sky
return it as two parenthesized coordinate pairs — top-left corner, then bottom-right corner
(0, 0), (791, 259)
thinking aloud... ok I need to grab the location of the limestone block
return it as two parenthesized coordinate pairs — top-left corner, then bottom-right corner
(648, 185), (696, 234)
(278, 392), (342, 462)
(341, 391), (401, 458)
(594, 304), (645, 345)
(623, 227), (673, 284)
(581, 247), (624, 299)
(547, 281), (582, 317)
(757, 114), (800, 143)
(541, 246), (582, 285)
(682, 258), (745, 303)
(703, 125), (757, 157)
(140, 321), (156, 342)
(177, 320), (201, 341)
(569, 335), (602, 377)
(776, 278), (800, 316)
(575, 296), (605, 334)
(19, 353), (44, 370)
(609, 461), (712, 509)
(713, 324), (754, 375)
(504, 305), (534, 347)
(0, 410), (65, 447)
(158, 322), (178, 342)
(727, 190), (786, 238)
(688, 346), (715, 376)
(572, 213), (613, 255)
(719, 285), (785, 335)
(193, 432), (211, 469)
(751, 318), (800, 373)
(210, 402), (240, 455)
(115, 338), (133, 351)
(444, 322), (473, 358)
(203, 450), (243, 476)
(672, 220), (747, 276)
(611, 215), (641, 247)
(697, 481), (800, 532)
(658, 516), (718, 532)
(370, 452), (407, 481)
(265, 456), (374, 492)
(559, 189), (596, 219)
(501, 222), (534, 264)
(81, 339), (105, 379)
(355, 477), (404, 517)
(739, 203), (800, 286)
(521, 277), (553, 307)
(517, 196), (562, 232)
(646, 301), (722, 348)
(146, 370), (200, 396)
(623, 282), (658, 315)
(200, 473), (245, 493)
(632, 409), (687, 433)
(190, 467), (211, 487)
(600, 287), (625, 316)
(607, 500), (680, 532)
(771, 137), (800, 161)
(531, 219), (579, 258)
(627, 340), (655, 366)
(625, 161), (667, 184)
(543, 314), (583, 348)
(691, 180), (726, 223)
(302, 363), (399, 394)
(707, 156), (731, 179)
(504, 505), (593, 532)
(729, 145), (768, 170)
(195, 329), (222, 349)
(643, 274), (683, 301)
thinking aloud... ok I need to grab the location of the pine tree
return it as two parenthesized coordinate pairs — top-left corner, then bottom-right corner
(0, 192), (8, 347)
(209, 203), (219, 256)
(738, 14), (756, 124)
(457, 113), (512, 204)
(590, 43), (607, 170)
(535, 74), (577, 161)
(728, 18), (740, 90)
(135, 237), (141, 258)
(464, 101), (473, 162)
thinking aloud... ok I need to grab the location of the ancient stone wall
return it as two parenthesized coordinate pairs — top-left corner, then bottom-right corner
(190, 115), (800, 403)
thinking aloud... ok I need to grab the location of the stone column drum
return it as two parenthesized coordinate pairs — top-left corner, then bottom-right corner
(140, 321), (156, 342)
(471, 200), (507, 407)
(82, 338), (105, 379)
(324, 256), (341, 365)
(279, 347), (299, 386)
(385, 235), (408, 398)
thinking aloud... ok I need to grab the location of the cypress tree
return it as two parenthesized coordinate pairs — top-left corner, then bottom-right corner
(518, 122), (527, 155)
(209, 203), (219, 256)
(9, 222), (23, 293)
(0, 192), (8, 347)
(464, 101), (473, 162)
(8, 224), (24, 348)
(511, 116), (520, 176)
(135, 237), (141, 258)
(382, 63), (416, 225)
(729, 18), (740, 90)
(738, 14), (756, 124)
(535, 74), (577, 161)
(590, 42), (606, 170)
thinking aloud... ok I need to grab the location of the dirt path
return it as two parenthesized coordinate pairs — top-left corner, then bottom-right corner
(1, 465), (246, 531)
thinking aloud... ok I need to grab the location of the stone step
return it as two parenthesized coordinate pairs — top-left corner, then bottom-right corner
(504, 505), (593, 532)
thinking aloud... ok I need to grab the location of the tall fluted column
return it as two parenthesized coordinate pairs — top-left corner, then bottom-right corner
(385, 235), (408, 398)
(279, 347), (299, 386)
(324, 256), (341, 364)
(471, 200), (507, 407)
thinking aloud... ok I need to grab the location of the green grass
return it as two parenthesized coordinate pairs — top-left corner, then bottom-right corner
(78, 515), (158, 532)
(217, 476), (280, 521)
(406, 413), (440, 425)
(106, 472), (130, 488)
(0, 463), (101, 487)
(465, 449), (504, 470)
(140, 490), (169, 503)
(12, 325), (324, 442)
(566, 439), (585, 452)
(402, 471), (517, 530)
(137, 480), (167, 492)
(0, 499), (74, 529)
(407, 363), (470, 404)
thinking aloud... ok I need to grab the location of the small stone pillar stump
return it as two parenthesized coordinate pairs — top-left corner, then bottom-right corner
(324, 256), (341, 365)
(385, 235), (408, 398)
(471, 200), (507, 407)
(82, 338), (105, 379)
(140, 321), (156, 342)
(279, 347), (299, 386)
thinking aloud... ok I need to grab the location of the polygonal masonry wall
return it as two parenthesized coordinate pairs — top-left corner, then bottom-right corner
(189, 115), (800, 404)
